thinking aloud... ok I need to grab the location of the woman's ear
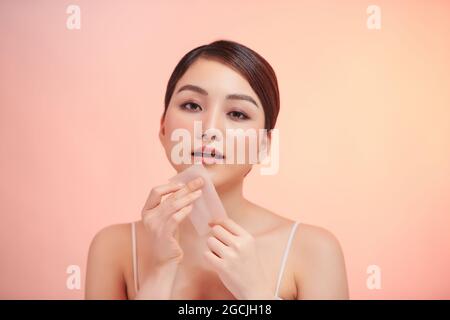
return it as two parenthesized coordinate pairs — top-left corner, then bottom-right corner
(258, 130), (271, 164)
(158, 113), (166, 143)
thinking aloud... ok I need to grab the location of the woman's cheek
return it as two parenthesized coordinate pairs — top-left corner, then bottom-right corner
(166, 115), (196, 135)
(159, 124), (191, 173)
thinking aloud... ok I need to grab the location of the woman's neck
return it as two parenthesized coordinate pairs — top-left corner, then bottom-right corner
(215, 178), (247, 221)
(217, 180), (263, 232)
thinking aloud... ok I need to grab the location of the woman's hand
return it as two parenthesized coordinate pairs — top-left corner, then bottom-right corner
(203, 218), (275, 300)
(141, 176), (204, 267)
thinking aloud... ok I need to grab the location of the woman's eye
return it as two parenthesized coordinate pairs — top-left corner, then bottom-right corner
(228, 111), (249, 120)
(180, 102), (202, 112)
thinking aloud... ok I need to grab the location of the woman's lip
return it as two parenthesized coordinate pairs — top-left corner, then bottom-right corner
(191, 151), (225, 159)
(191, 153), (218, 165)
(191, 152), (224, 165)
(191, 145), (225, 159)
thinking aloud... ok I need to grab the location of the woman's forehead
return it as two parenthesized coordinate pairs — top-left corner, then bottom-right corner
(175, 58), (260, 103)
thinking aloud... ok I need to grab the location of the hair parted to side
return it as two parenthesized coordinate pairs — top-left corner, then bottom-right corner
(163, 39), (280, 132)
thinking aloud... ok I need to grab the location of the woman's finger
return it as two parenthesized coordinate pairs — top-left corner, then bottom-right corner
(170, 177), (204, 200)
(210, 224), (236, 247)
(206, 236), (228, 258)
(165, 204), (193, 234)
(161, 189), (202, 219)
(203, 250), (222, 270)
(142, 182), (185, 211)
(213, 218), (247, 237)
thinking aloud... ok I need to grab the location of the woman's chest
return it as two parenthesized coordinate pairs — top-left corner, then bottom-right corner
(168, 236), (298, 300)
(169, 264), (236, 299)
(129, 223), (299, 300)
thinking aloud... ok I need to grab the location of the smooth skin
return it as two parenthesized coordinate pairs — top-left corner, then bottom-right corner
(85, 57), (349, 300)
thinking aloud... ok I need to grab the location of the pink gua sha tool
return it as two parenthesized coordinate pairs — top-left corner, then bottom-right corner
(168, 164), (228, 236)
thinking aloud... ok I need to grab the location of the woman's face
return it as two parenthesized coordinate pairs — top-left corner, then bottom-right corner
(159, 57), (267, 189)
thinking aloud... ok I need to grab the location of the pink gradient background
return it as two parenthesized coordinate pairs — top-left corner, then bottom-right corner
(1, 0), (449, 299)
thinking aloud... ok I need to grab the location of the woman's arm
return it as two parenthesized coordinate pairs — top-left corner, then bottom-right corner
(85, 223), (180, 300)
(295, 224), (349, 300)
(85, 224), (128, 299)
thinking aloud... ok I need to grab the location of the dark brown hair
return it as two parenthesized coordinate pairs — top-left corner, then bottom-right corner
(163, 39), (280, 131)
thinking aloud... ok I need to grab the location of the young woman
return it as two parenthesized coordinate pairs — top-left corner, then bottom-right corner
(85, 40), (349, 300)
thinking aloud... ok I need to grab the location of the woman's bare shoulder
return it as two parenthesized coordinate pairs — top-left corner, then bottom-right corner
(85, 223), (133, 299)
(250, 205), (345, 268)
(296, 223), (341, 247)
(292, 223), (345, 263)
(90, 223), (131, 246)
(87, 223), (132, 267)
(291, 223), (349, 299)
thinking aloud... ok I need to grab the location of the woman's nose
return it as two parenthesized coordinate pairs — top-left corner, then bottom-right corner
(199, 107), (224, 142)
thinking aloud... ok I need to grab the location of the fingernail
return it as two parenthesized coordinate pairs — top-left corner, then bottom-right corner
(193, 189), (202, 196)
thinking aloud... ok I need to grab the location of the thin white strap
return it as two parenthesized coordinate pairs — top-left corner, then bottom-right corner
(131, 222), (139, 292)
(274, 221), (300, 298)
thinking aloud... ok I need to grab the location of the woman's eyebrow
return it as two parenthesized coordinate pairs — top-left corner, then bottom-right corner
(176, 84), (259, 108)
(177, 84), (208, 96)
(226, 93), (259, 108)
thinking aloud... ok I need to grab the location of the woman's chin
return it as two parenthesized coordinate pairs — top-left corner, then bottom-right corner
(168, 160), (245, 190)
